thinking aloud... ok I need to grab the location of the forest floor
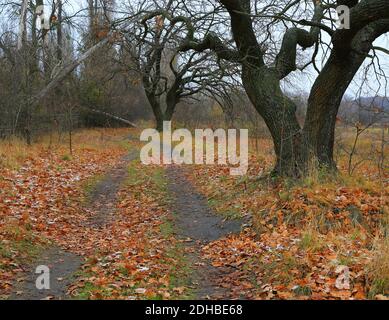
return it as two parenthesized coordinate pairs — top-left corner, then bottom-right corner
(0, 127), (388, 300)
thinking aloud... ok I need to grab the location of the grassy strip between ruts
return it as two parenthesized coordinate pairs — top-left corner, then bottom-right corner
(72, 161), (193, 299)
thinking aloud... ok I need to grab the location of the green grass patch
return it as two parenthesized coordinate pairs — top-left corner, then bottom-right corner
(75, 162), (193, 300)
(61, 154), (72, 161)
(73, 276), (113, 300)
(299, 229), (324, 252)
(0, 224), (47, 272)
(81, 173), (105, 202)
(160, 219), (175, 238)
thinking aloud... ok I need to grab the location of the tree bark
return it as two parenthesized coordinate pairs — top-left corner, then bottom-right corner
(17, 0), (29, 51)
(57, 0), (63, 61)
(222, 0), (303, 176)
(147, 93), (177, 132)
(303, 19), (389, 170)
(242, 66), (302, 176)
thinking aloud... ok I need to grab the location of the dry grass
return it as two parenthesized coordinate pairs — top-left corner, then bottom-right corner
(299, 225), (325, 252)
(366, 235), (389, 298)
(0, 136), (37, 169)
(0, 128), (138, 169)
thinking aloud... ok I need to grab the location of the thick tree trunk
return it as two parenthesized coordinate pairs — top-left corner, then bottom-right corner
(219, 0), (304, 176)
(154, 106), (175, 132)
(303, 21), (389, 171)
(147, 91), (178, 132)
(242, 65), (302, 176)
(146, 93), (164, 132)
(302, 54), (358, 170)
(165, 90), (179, 123)
(155, 113), (164, 132)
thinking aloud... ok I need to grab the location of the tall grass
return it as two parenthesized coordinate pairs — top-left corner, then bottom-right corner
(0, 128), (137, 169)
(366, 235), (389, 298)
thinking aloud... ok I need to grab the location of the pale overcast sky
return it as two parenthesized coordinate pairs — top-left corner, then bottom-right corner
(64, 0), (389, 98)
(287, 34), (389, 98)
(1, 0), (388, 98)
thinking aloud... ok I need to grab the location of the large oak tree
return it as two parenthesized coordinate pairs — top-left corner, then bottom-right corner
(123, 0), (238, 131)
(175, 0), (389, 176)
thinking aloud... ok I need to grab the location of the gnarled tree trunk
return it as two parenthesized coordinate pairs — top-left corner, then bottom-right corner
(242, 65), (302, 176)
(303, 19), (389, 170)
(147, 92), (178, 132)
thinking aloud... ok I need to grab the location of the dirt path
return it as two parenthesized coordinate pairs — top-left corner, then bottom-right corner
(87, 151), (138, 227)
(9, 248), (83, 300)
(10, 140), (243, 300)
(166, 166), (244, 299)
(10, 149), (138, 300)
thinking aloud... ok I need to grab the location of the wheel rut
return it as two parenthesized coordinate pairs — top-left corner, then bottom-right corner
(166, 165), (243, 299)
(9, 149), (138, 300)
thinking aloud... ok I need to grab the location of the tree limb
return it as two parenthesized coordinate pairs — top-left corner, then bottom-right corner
(31, 35), (112, 104)
(179, 32), (240, 62)
(332, 0), (389, 55)
(82, 107), (137, 128)
(275, 0), (324, 79)
(17, 0), (28, 51)
(373, 46), (389, 55)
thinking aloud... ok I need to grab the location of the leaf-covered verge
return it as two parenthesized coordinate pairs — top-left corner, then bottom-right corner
(0, 129), (131, 298)
(186, 137), (388, 300)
